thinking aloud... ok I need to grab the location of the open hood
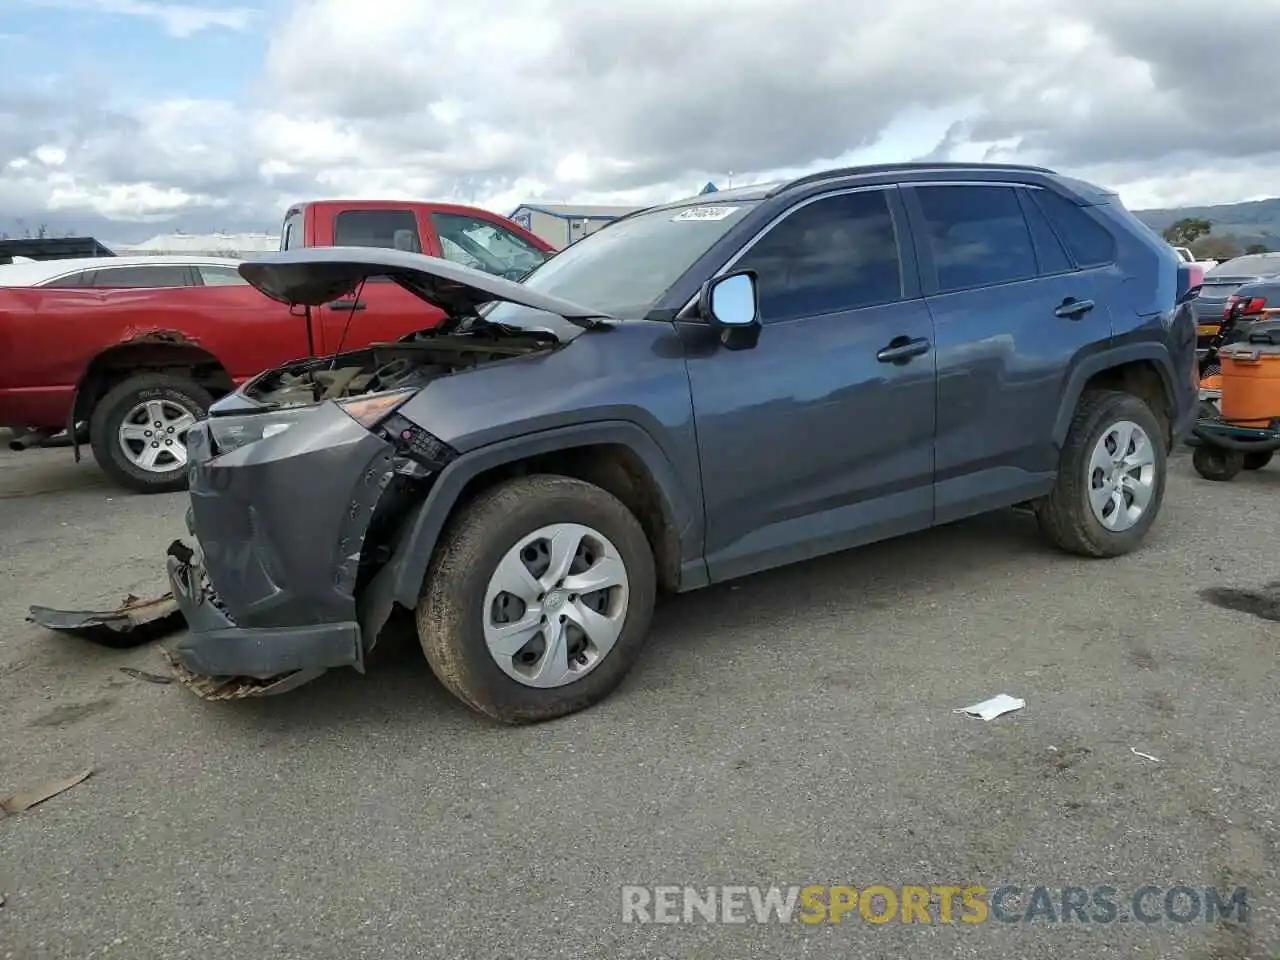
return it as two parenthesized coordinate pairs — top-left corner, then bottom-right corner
(237, 247), (612, 327)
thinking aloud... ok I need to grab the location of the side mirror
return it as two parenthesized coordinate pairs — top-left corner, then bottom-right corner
(699, 271), (759, 329)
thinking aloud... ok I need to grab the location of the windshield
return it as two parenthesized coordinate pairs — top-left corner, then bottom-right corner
(482, 200), (759, 326)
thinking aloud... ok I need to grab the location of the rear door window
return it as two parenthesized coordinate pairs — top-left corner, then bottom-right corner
(196, 265), (248, 286)
(333, 209), (422, 252)
(1028, 188), (1116, 268)
(914, 185), (1038, 292)
(89, 265), (195, 287)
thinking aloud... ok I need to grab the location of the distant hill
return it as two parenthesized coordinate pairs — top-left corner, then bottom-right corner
(1132, 197), (1280, 252)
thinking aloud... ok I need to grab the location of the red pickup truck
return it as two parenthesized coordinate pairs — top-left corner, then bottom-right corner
(0, 199), (554, 493)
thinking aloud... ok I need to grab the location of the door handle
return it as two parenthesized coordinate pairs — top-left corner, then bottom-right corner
(329, 299), (366, 312)
(1054, 297), (1095, 319)
(876, 336), (931, 364)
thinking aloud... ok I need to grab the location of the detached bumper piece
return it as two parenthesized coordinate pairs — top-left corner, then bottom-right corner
(27, 592), (186, 649)
(164, 539), (364, 700)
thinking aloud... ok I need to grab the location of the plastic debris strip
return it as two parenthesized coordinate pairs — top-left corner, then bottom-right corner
(1130, 747), (1162, 763)
(954, 693), (1026, 721)
(162, 648), (325, 700)
(1, 769), (93, 815)
(27, 593), (186, 649)
(119, 666), (175, 684)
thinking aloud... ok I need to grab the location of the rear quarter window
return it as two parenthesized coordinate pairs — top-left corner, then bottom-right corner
(1029, 188), (1116, 268)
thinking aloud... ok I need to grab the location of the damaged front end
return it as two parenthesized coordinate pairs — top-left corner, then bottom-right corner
(161, 395), (451, 697)
(29, 245), (612, 701)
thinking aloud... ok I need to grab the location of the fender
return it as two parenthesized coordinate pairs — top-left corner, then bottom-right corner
(1052, 342), (1177, 448)
(357, 420), (706, 650)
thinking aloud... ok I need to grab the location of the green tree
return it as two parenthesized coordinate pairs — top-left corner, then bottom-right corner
(1245, 243), (1269, 254)
(1192, 234), (1244, 261)
(1163, 217), (1213, 246)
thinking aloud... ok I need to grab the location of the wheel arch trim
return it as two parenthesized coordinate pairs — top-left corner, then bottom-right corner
(357, 419), (701, 650)
(1053, 343), (1177, 448)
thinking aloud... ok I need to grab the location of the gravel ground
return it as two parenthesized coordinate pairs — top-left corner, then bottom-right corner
(1, 443), (1278, 960)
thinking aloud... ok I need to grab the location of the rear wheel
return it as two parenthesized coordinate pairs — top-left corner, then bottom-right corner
(1035, 389), (1166, 557)
(1193, 445), (1245, 481)
(416, 474), (657, 724)
(1243, 450), (1273, 471)
(89, 373), (211, 494)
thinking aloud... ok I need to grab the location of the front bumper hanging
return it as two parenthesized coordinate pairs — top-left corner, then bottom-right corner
(163, 539), (364, 698)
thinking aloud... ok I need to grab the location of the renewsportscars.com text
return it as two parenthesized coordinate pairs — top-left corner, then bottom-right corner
(621, 884), (1249, 925)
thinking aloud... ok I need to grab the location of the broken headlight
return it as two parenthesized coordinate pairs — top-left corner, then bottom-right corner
(335, 389), (415, 429)
(208, 408), (310, 455)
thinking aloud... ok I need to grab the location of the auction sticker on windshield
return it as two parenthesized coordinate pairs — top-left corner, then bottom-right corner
(672, 206), (739, 222)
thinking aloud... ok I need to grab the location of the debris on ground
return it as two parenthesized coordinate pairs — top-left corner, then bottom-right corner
(1, 769), (93, 815)
(118, 666), (175, 684)
(1199, 582), (1280, 623)
(162, 649), (324, 700)
(954, 693), (1026, 721)
(1130, 747), (1162, 763)
(27, 593), (186, 649)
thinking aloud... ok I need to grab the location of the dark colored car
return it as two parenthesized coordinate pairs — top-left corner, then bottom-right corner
(163, 162), (1200, 723)
(1223, 276), (1280, 325)
(1193, 252), (1280, 345)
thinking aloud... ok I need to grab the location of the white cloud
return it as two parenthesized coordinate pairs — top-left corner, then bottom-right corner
(4, 0), (1280, 236)
(18, 0), (258, 37)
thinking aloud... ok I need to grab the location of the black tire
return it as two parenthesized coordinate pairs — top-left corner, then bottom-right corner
(1243, 451), (1273, 471)
(89, 373), (212, 494)
(415, 474), (656, 725)
(1193, 445), (1245, 482)
(1035, 389), (1167, 558)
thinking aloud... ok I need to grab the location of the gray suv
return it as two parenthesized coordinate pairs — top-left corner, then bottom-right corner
(165, 162), (1200, 722)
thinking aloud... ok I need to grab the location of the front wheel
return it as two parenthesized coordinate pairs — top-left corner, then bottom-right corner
(88, 373), (211, 494)
(1035, 389), (1167, 558)
(1243, 450), (1273, 471)
(415, 474), (657, 724)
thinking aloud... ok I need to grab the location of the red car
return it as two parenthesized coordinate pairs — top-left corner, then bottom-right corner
(0, 200), (555, 493)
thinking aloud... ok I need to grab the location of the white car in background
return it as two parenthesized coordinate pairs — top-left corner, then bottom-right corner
(0, 254), (245, 288)
(1172, 245), (1218, 270)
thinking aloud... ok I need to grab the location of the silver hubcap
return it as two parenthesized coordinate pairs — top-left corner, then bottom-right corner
(1087, 419), (1156, 532)
(118, 399), (198, 473)
(483, 522), (630, 688)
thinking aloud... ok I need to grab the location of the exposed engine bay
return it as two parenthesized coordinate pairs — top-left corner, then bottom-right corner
(242, 324), (561, 408)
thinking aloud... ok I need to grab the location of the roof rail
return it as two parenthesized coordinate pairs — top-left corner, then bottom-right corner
(771, 161), (1056, 196)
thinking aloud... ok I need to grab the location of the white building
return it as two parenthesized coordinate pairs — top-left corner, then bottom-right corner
(111, 231), (281, 257)
(508, 204), (640, 249)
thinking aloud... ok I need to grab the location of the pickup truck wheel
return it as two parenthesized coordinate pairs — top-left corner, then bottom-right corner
(88, 373), (211, 494)
(1035, 389), (1167, 558)
(416, 473), (656, 725)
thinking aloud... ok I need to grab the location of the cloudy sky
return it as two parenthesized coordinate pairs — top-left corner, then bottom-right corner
(3, 0), (1280, 243)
